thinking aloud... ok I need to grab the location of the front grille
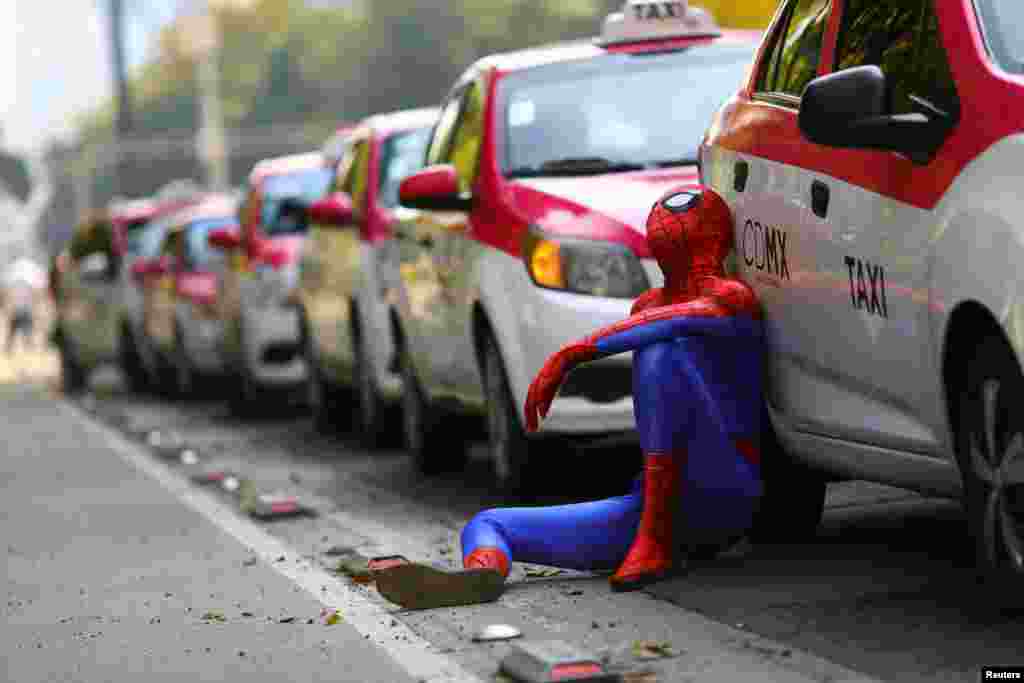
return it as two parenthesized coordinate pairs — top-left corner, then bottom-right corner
(559, 362), (633, 404)
(262, 342), (301, 365)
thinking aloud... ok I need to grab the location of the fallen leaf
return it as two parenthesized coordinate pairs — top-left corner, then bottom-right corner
(524, 568), (565, 578)
(632, 640), (677, 660)
(621, 671), (659, 683)
(325, 612), (341, 626)
(278, 617), (296, 624)
(201, 611), (226, 623)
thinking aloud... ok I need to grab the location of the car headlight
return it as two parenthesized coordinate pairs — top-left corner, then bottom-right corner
(523, 229), (648, 298)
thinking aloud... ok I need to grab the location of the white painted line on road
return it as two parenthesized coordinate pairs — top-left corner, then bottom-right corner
(61, 400), (482, 683)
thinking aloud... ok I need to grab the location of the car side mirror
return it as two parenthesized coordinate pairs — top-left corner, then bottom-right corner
(799, 65), (955, 164)
(208, 227), (242, 250)
(399, 164), (472, 212)
(308, 192), (354, 227)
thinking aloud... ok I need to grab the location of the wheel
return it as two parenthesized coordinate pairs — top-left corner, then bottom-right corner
(353, 327), (393, 448)
(399, 342), (466, 474)
(172, 327), (196, 399)
(482, 331), (535, 494)
(955, 334), (1024, 585)
(60, 342), (87, 395)
(305, 331), (345, 433)
(118, 323), (150, 393)
(748, 410), (827, 544)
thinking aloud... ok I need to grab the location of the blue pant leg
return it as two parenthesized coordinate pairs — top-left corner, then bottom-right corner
(461, 477), (643, 572)
(635, 339), (763, 540)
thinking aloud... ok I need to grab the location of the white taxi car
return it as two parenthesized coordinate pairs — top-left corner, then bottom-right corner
(395, 2), (758, 490)
(701, 0), (1024, 578)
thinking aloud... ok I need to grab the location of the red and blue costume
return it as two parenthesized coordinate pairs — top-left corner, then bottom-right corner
(461, 186), (765, 591)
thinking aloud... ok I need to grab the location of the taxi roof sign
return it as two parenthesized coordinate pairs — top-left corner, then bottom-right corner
(597, 1), (721, 47)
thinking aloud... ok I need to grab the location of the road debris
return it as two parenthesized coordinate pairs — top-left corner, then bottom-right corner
(472, 624), (523, 642)
(500, 640), (614, 682)
(200, 610), (226, 623)
(278, 616), (297, 624)
(631, 640), (677, 660)
(524, 568), (565, 579)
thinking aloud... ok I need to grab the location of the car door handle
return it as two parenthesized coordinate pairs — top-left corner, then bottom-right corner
(811, 180), (830, 219)
(733, 160), (749, 193)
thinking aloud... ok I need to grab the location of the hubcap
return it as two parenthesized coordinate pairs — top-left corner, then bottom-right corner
(969, 378), (1024, 572)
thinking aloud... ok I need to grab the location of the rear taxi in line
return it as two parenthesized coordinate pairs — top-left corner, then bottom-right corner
(700, 0), (1024, 578)
(298, 107), (438, 445)
(55, 192), (199, 393)
(395, 1), (758, 489)
(209, 153), (332, 414)
(135, 194), (239, 396)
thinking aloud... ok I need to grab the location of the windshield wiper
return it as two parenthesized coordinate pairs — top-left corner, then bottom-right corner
(507, 157), (646, 178)
(650, 158), (699, 168)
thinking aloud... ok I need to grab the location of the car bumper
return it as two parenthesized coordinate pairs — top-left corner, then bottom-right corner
(517, 288), (636, 435)
(243, 306), (306, 387)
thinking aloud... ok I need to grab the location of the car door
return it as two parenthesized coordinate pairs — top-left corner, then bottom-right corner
(145, 230), (181, 354)
(797, 0), (958, 454)
(301, 138), (365, 383)
(397, 90), (467, 395)
(434, 78), (487, 398)
(63, 216), (120, 364)
(705, 0), (833, 432)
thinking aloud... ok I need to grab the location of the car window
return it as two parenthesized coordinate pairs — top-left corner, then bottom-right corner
(339, 140), (371, 213)
(836, 0), (958, 117)
(184, 218), (234, 271)
(378, 127), (433, 209)
(499, 45), (756, 175)
(975, 0), (1024, 74)
(444, 82), (485, 194)
(261, 167), (333, 235)
(425, 91), (465, 167)
(756, 0), (831, 99)
(126, 218), (171, 260)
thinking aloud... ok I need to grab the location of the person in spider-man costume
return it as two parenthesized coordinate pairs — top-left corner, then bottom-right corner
(374, 186), (765, 609)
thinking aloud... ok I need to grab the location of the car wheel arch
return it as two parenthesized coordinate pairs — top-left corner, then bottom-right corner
(942, 300), (1011, 450)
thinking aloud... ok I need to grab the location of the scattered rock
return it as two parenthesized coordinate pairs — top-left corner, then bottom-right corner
(278, 616), (296, 624)
(243, 557), (258, 567)
(241, 611), (255, 618)
(289, 472), (301, 484)
(276, 556), (286, 563)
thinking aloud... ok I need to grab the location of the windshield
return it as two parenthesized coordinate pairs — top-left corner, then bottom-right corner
(185, 217), (235, 270)
(378, 127), (433, 208)
(975, 0), (1024, 74)
(498, 44), (755, 176)
(262, 167), (333, 235)
(126, 218), (171, 260)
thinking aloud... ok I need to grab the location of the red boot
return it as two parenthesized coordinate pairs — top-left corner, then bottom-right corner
(610, 451), (683, 591)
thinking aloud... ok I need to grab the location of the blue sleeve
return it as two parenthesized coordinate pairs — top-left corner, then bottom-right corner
(594, 315), (761, 356)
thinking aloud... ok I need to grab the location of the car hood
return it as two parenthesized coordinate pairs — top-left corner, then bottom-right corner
(506, 167), (699, 258)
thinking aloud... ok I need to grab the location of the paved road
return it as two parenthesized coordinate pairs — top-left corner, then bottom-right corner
(2, 385), (414, 683)
(7, 365), (1024, 682)
(67, 368), (1024, 683)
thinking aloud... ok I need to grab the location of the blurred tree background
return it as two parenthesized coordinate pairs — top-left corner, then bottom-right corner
(76, 0), (778, 143)
(53, 0), (777, 229)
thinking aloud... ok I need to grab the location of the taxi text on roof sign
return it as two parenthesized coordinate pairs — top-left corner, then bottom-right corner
(598, 0), (721, 46)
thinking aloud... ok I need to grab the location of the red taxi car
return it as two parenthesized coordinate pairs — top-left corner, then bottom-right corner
(395, 2), (759, 490)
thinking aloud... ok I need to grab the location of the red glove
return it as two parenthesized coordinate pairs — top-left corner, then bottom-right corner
(524, 342), (597, 432)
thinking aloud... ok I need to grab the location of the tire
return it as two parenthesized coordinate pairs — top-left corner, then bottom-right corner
(399, 342), (466, 475)
(305, 331), (345, 433)
(60, 343), (87, 395)
(482, 331), (535, 494)
(172, 327), (196, 399)
(119, 323), (149, 393)
(748, 410), (827, 544)
(955, 334), (1024, 586)
(353, 326), (393, 448)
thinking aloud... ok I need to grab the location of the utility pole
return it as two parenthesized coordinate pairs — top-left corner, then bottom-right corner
(181, 5), (229, 191)
(109, 0), (133, 136)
